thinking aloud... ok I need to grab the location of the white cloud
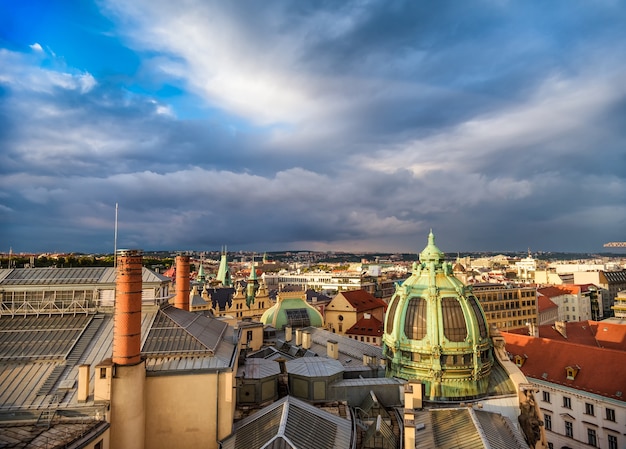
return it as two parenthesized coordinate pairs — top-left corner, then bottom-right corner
(29, 42), (43, 52)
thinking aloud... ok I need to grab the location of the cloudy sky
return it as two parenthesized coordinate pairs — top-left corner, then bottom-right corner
(1, 1), (625, 254)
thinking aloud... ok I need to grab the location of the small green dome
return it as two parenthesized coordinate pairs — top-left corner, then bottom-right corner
(261, 293), (324, 329)
(382, 231), (493, 402)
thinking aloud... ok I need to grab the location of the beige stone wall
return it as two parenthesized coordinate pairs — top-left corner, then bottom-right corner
(84, 428), (110, 449)
(240, 324), (264, 351)
(325, 295), (356, 334)
(144, 370), (235, 449)
(110, 363), (146, 449)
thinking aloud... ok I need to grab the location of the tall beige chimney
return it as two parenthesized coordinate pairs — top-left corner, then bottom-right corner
(295, 328), (303, 346)
(77, 364), (90, 403)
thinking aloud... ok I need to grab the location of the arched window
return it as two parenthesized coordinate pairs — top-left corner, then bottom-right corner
(468, 296), (488, 338)
(442, 297), (467, 342)
(404, 297), (427, 340)
(386, 297), (399, 333)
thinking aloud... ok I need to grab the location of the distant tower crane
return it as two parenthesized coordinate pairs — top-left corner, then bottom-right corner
(603, 242), (626, 248)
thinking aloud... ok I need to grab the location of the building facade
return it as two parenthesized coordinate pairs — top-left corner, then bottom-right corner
(471, 282), (538, 332)
(504, 332), (626, 449)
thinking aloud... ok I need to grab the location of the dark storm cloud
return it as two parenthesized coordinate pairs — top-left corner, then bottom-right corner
(2, 1), (626, 253)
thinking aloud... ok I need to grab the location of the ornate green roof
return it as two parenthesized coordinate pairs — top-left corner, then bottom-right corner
(261, 294), (323, 329)
(216, 250), (231, 287)
(382, 231), (493, 402)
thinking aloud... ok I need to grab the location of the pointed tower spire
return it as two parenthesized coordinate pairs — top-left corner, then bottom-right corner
(246, 256), (258, 308)
(216, 246), (231, 287)
(197, 262), (206, 283)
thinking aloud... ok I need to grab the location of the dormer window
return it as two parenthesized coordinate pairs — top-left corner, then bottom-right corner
(565, 365), (580, 380)
(514, 354), (527, 367)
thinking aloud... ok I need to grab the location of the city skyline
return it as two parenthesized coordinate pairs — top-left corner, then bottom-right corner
(2, 1), (626, 254)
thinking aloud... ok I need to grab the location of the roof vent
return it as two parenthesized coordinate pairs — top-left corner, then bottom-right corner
(617, 391), (623, 397)
(542, 372), (548, 379)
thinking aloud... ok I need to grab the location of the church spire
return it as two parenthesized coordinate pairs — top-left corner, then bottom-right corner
(246, 256), (258, 308)
(216, 246), (232, 287)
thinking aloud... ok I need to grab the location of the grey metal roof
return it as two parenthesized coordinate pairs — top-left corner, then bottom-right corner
(300, 327), (383, 360)
(430, 408), (484, 449)
(474, 409), (529, 449)
(0, 266), (171, 286)
(0, 314), (92, 361)
(331, 377), (405, 388)
(286, 357), (344, 378)
(411, 407), (529, 449)
(238, 358), (281, 379)
(0, 267), (109, 286)
(142, 305), (229, 356)
(220, 395), (353, 449)
(98, 267), (171, 284)
(603, 270), (626, 283)
(0, 305), (237, 413)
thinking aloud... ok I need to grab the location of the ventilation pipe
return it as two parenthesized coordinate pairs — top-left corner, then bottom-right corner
(302, 331), (312, 350)
(327, 340), (339, 359)
(175, 255), (190, 311)
(113, 249), (143, 366)
(285, 325), (293, 342)
(77, 364), (90, 402)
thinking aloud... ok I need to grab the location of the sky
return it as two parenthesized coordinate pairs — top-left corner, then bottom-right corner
(1, 0), (626, 255)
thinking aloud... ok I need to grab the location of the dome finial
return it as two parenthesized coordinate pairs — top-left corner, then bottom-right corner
(420, 229), (444, 265)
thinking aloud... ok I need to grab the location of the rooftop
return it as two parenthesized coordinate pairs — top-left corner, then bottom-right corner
(503, 332), (626, 402)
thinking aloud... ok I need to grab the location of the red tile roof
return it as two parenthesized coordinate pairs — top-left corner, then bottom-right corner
(338, 290), (387, 312)
(503, 332), (626, 402)
(345, 315), (384, 337)
(537, 295), (558, 313)
(537, 322), (597, 345)
(536, 320), (626, 350)
(537, 286), (572, 298)
(587, 321), (626, 351)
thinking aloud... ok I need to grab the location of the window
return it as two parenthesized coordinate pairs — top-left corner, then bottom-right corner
(285, 309), (311, 327)
(608, 435), (618, 449)
(542, 391), (551, 403)
(99, 367), (107, 379)
(94, 440), (103, 449)
(587, 428), (597, 447)
(563, 396), (571, 409)
(585, 402), (595, 416)
(606, 408), (616, 422)
(548, 443), (553, 449)
(565, 421), (573, 438)
(544, 414), (552, 431)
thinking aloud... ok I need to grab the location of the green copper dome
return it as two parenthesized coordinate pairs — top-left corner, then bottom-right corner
(382, 231), (493, 402)
(261, 292), (324, 329)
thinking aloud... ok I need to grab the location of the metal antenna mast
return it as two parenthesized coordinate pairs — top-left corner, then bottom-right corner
(114, 203), (118, 268)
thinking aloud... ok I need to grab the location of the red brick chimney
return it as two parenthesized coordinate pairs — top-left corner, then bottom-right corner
(175, 255), (190, 311)
(113, 250), (143, 365)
